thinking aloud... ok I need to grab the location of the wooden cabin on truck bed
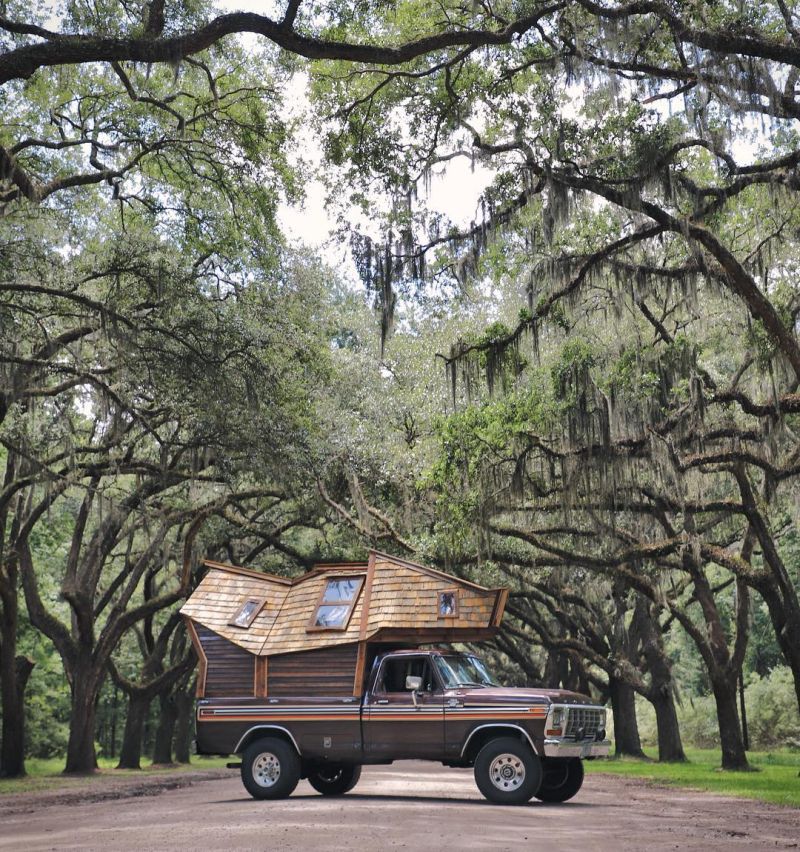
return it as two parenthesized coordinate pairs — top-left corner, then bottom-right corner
(180, 549), (609, 805)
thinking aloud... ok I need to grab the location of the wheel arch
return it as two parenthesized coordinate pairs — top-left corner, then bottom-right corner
(460, 724), (538, 762)
(234, 725), (301, 756)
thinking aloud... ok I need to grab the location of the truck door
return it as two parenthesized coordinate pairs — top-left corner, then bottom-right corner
(363, 655), (445, 759)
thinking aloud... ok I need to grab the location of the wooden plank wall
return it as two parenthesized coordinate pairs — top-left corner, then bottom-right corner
(268, 643), (359, 696)
(196, 625), (256, 697)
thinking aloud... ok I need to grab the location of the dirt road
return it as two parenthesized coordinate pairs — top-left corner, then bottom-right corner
(2, 763), (798, 851)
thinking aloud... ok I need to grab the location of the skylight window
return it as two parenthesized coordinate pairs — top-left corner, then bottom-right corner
(229, 596), (267, 629)
(308, 576), (364, 631)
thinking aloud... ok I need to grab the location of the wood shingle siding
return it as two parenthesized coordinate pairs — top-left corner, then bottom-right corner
(196, 625), (255, 697)
(181, 568), (289, 653)
(268, 644), (359, 696)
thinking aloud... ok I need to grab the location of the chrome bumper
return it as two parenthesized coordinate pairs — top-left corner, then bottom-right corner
(543, 738), (612, 758)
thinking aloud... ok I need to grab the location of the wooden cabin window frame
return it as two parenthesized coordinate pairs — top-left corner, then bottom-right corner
(437, 589), (459, 619)
(307, 575), (365, 632)
(229, 595), (269, 629)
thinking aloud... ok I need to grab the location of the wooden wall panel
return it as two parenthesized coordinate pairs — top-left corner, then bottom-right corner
(268, 643), (359, 696)
(196, 625), (255, 697)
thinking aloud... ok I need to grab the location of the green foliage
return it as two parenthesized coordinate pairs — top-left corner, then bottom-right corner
(743, 668), (800, 750)
(551, 339), (596, 402)
(585, 748), (800, 808)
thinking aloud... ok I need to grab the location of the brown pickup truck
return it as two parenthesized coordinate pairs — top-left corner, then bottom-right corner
(198, 647), (609, 805)
(181, 550), (610, 805)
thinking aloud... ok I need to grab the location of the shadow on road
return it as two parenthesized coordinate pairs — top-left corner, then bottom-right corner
(208, 793), (595, 808)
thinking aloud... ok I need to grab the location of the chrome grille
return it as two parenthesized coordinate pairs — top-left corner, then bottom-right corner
(565, 707), (604, 739)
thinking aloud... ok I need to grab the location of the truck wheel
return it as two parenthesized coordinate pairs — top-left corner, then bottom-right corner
(535, 758), (584, 803)
(241, 737), (300, 800)
(307, 763), (362, 796)
(474, 737), (542, 805)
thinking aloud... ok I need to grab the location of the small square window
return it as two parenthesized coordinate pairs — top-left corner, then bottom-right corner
(308, 576), (364, 631)
(438, 589), (458, 618)
(229, 597), (267, 629)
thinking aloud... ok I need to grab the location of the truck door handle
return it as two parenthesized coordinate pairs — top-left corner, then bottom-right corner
(376, 699), (389, 704)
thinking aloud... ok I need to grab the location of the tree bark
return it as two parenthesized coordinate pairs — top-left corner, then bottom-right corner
(650, 686), (686, 763)
(633, 598), (686, 762)
(0, 651), (34, 778)
(609, 676), (646, 758)
(711, 674), (750, 771)
(116, 694), (150, 770)
(173, 678), (195, 764)
(751, 578), (800, 715)
(544, 649), (570, 689)
(0, 554), (24, 777)
(679, 556), (751, 771)
(64, 657), (102, 774)
(152, 692), (177, 765)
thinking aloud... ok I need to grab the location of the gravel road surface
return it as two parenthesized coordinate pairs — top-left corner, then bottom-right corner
(2, 762), (798, 851)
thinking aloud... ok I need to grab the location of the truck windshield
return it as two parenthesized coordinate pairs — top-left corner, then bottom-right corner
(434, 655), (499, 688)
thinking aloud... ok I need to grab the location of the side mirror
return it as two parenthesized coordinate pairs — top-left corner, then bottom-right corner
(406, 675), (423, 707)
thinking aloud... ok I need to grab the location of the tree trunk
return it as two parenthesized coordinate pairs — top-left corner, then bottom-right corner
(650, 686), (686, 763)
(544, 649), (570, 689)
(116, 694), (150, 769)
(0, 653), (34, 778)
(633, 598), (686, 762)
(109, 684), (119, 760)
(64, 659), (102, 774)
(754, 580), (800, 714)
(173, 679), (195, 764)
(152, 692), (177, 765)
(1, 553), (35, 779)
(609, 676), (646, 758)
(733, 468), (800, 714)
(711, 675), (750, 771)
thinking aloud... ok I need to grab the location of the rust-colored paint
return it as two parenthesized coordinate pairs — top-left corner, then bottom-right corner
(353, 553), (377, 695)
(358, 552), (377, 641)
(490, 588), (509, 627)
(353, 642), (367, 697)
(184, 617), (208, 698)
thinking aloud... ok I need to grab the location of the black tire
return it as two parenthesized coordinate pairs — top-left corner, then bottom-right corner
(473, 737), (542, 805)
(307, 763), (362, 796)
(535, 757), (584, 803)
(241, 737), (301, 800)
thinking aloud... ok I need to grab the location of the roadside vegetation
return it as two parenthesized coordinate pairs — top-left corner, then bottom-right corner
(0, 756), (230, 796)
(586, 749), (800, 809)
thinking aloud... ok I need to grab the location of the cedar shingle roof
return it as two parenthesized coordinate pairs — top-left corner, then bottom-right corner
(180, 550), (507, 656)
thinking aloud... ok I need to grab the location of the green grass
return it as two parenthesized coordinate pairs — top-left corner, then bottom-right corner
(585, 747), (800, 808)
(0, 755), (230, 795)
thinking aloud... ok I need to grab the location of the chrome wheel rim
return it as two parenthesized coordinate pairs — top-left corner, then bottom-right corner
(318, 768), (343, 783)
(489, 753), (526, 792)
(252, 752), (281, 788)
